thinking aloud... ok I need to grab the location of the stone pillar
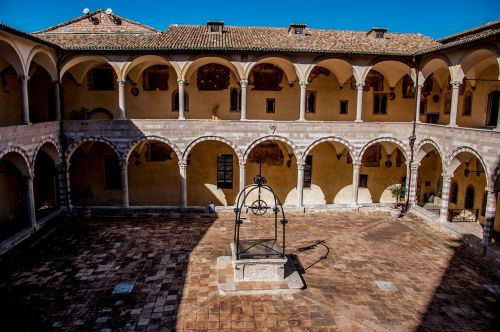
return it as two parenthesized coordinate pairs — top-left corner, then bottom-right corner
(239, 161), (246, 194)
(408, 162), (420, 204)
(352, 163), (361, 205)
(496, 103), (500, 131)
(439, 174), (453, 222)
(56, 163), (68, 211)
(179, 162), (187, 207)
(299, 80), (307, 121)
(121, 162), (129, 208)
(178, 79), (186, 120)
(26, 176), (37, 229)
(449, 80), (461, 127)
(240, 80), (248, 121)
(21, 75), (30, 124)
(65, 162), (73, 212)
(117, 79), (126, 120)
(414, 83), (423, 123)
(355, 83), (364, 122)
(483, 189), (497, 246)
(54, 81), (61, 121)
(296, 163), (305, 206)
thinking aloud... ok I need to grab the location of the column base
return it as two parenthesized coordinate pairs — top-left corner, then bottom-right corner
(354, 119), (363, 123)
(447, 124), (458, 127)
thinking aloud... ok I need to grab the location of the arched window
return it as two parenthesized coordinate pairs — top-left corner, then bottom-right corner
(465, 185), (475, 209)
(306, 91), (316, 113)
(172, 90), (189, 112)
(486, 90), (499, 127)
(462, 90), (472, 116)
(449, 179), (458, 204)
(230, 88), (240, 112)
(373, 93), (387, 114)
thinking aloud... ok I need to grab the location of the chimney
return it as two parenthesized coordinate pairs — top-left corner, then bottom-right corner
(207, 21), (224, 34)
(367, 27), (388, 39)
(288, 23), (307, 35)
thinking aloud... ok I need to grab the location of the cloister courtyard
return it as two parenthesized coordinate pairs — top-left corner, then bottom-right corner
(0, 211), (498, 331)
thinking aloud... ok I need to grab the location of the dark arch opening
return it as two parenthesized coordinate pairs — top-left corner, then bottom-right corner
(34, 150), (59, 220)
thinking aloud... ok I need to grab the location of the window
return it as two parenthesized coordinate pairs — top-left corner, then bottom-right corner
(266, 98), (276, 113)
(449, 180), (458, 204)
(88, 67), (115, 91)
(426, 113), (439, 124)
(465, 185), (475, 209)
(230, 88), (241, 112)
(419, 99), (427, 115)
(172, 90), (189, 112)
(373, 93), (387, 114)
(359, 174), (368, 188)
(444, 92), (451, 114)
(306, 91), (316, 113)
(143, 65), (169, 91)
(462, 91), (472, 116)
(303, 155), (312, 188)
(104, 155), (121, 189)
(340, 100), (348, 114)
(217, 154), (233, 189)
(486, 90), (499, 126)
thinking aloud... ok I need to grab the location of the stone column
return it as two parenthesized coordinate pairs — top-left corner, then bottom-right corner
(54, 80), (61, 121)
(355, 83), (364, 122)
(117, 79), (126, 120)
(483, 188), (497, 246)
(239, 161), (246, 194)
(65, 162), (73, 212)
(296, 163), (305, 206)
(299, 80), (307, 121)
(240, 80), (248, 121)
(408, 162), (420, 205)
(496, 102), (500, 131)
(179, 162), (187, 207)
(449, 80), (461, 127)
(26, 176), (37, 229)
(121, 162), (129, 208)
(178, 79), (186, 120)
(56, 163), (68, 211)
(21, 75), (30, 124)
(414, 83), (423, 123)
(352, 163), (361, 205)
(439, 174), (453, 222)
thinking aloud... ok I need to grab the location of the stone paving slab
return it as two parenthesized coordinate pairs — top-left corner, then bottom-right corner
(0, 211), (498, 331)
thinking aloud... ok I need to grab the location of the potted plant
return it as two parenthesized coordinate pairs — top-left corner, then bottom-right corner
(388, 184), (406, 218)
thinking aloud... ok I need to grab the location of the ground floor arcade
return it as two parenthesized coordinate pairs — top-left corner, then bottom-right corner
(1, 134), (499, 249)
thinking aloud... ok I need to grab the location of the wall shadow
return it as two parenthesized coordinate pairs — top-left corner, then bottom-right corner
(416, 242), (500, 331)
(0, 210), (216, 330)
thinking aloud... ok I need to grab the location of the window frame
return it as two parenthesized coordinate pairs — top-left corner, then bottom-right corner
(266, 98), (276, 113)
(217, 154), (233, 189)
(303, 155), (313, 188)
(340, 100), (349, 114)
(373, 93), (388, 115)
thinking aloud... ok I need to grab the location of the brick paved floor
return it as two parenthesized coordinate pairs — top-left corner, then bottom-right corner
(0, 211), (498, 331)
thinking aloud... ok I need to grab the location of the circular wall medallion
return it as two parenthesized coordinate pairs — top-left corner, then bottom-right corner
(432, 95), (440, 103)
(131, 87), (139, 96)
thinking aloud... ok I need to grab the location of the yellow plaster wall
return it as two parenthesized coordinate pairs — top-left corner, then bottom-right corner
(302, 143), (353, 204)
(417, 151), (443, 203)
(359, 147), (407, 203)
(69, 143), (121, 205)
(0, 73), (22, 126)
(128, 143), (180, 205)
(61, 72), (119, 120)
(186, 141), (240, 206)
(304, 74), (356, 121)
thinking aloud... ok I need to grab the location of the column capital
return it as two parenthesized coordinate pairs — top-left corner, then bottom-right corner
(239, 161), (246, 167)
(20, 75), (29, 82)
(53, 80), (61, 85)
(299, 80), (308, 88)
(178, 161), (188, 168)
(352, 162), (362, 169)
(356, 82), (365, 90)
(450, 80), (462, 89)
(177, 79), (185, 86)
(239, 79), (248, 88)
(441, 173), (453, 181)
(297, 163), (305, 170)
(485, 187), (496, 194)
(415, 82), (424, 89)
(117, 79), (126, 87)
(120, 161), (128, 169)
(410, 162), (420, 170)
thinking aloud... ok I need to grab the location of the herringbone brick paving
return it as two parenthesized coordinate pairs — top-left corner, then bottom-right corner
(0, 211), (498, 331)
